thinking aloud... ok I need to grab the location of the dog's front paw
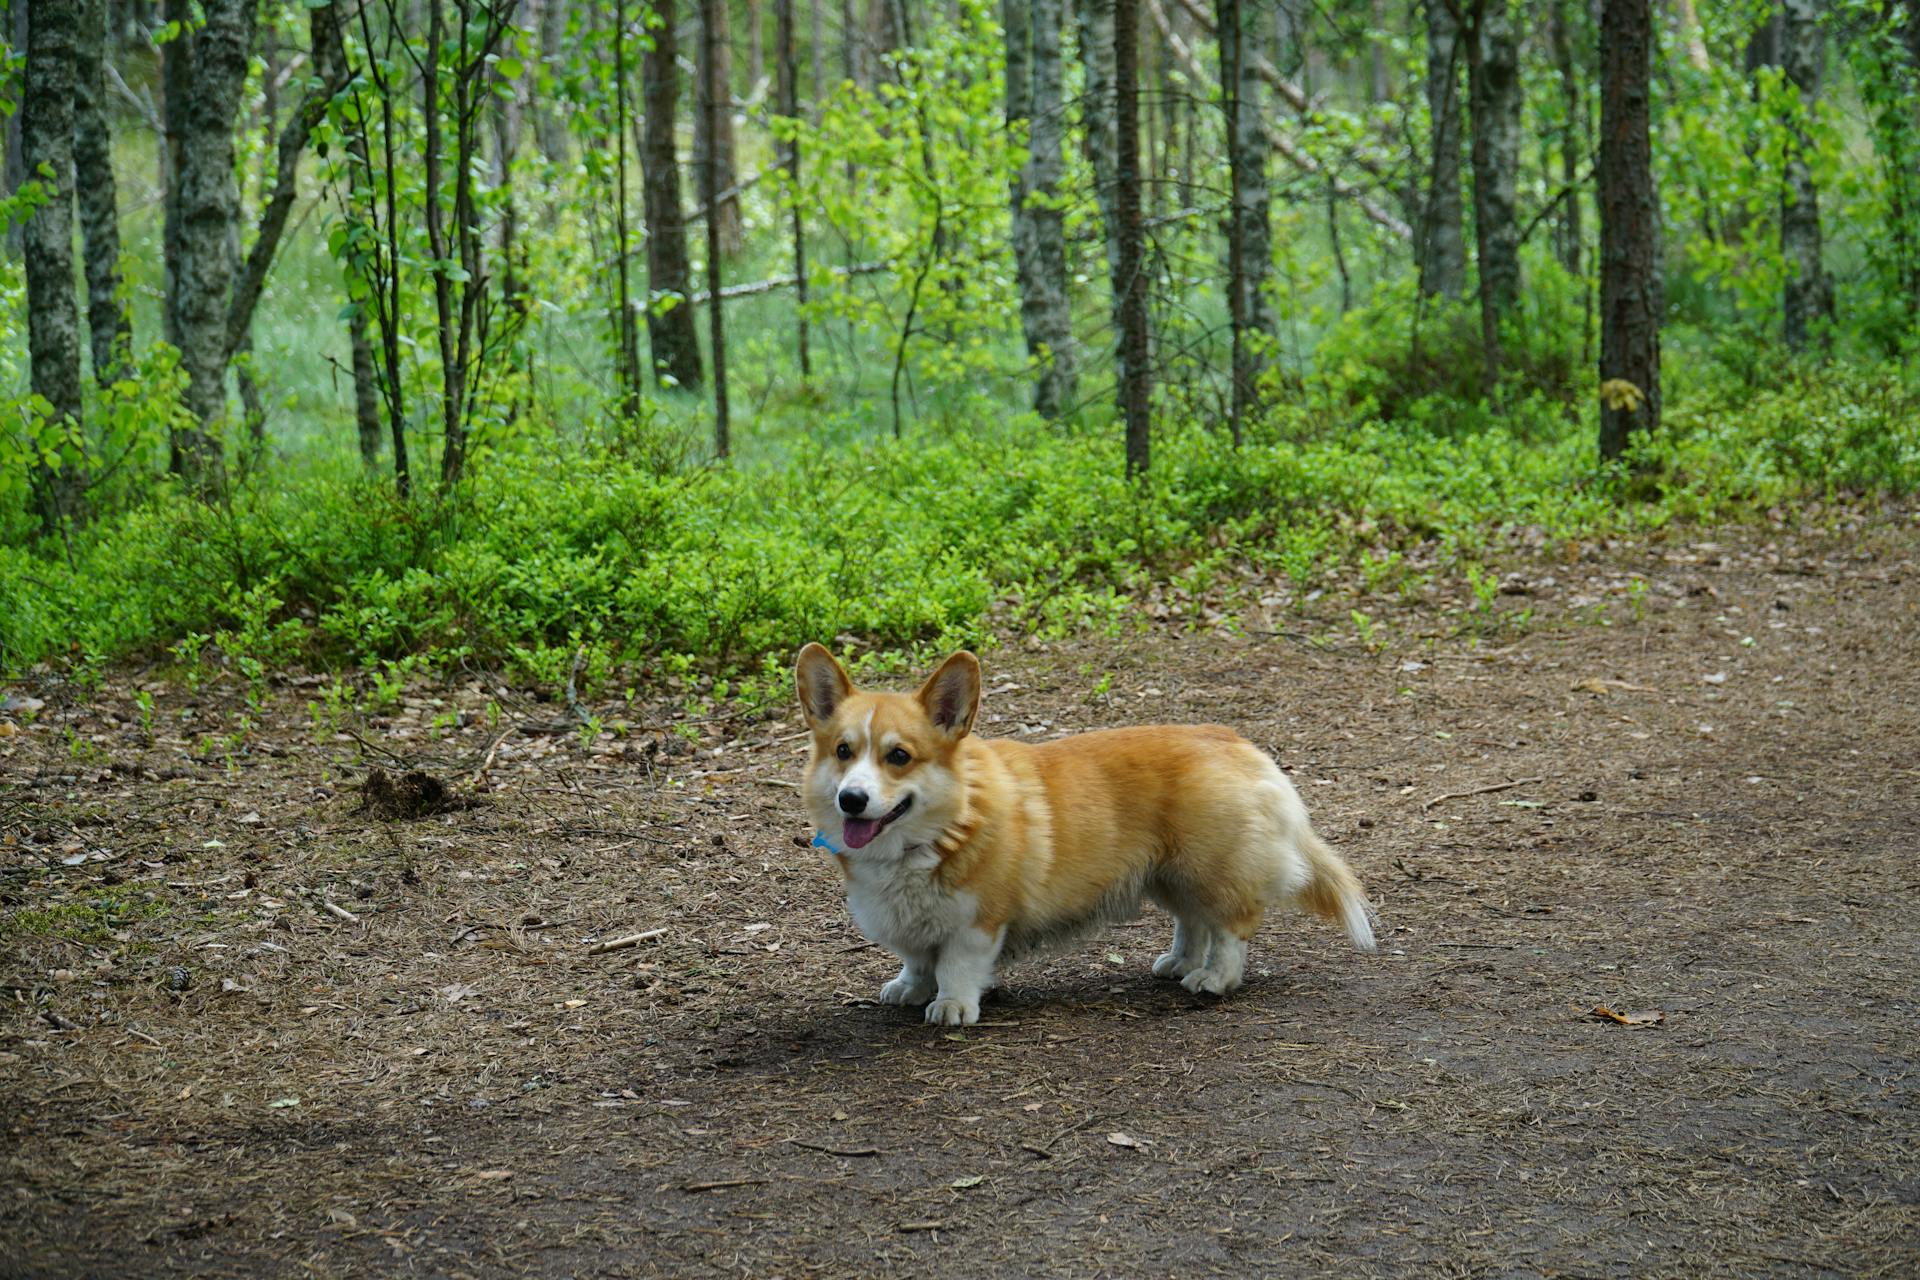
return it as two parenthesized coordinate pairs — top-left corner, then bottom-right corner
(1180, 966), (1240, 996)
(1152, 950), (1197, 979)
(924, 995), (980, 1026)
(878, 974), (935, 1006)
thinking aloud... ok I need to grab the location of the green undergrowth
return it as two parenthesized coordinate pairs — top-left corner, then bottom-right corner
(2, 361), (1915, 696)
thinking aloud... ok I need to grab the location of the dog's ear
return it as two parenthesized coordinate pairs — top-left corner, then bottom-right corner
(916, 651), (981, 741)
(795, 643), (853, 727)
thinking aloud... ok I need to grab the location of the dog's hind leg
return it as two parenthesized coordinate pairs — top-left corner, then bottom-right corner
(1180, 928), (1250, 995)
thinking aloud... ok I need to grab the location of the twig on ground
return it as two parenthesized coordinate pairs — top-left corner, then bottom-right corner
(1421, 777), (1544, 811)
(683, 1178), (767, 1192)
(788, 1139), (881, 1157)
(587, 928), (668, 955)
(322, 900), (361, 925)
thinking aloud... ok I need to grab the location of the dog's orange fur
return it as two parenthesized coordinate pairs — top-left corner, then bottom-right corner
(796, 644), (1373, 1023)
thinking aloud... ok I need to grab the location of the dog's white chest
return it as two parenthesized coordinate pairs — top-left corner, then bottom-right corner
(843, 848), (976, 955)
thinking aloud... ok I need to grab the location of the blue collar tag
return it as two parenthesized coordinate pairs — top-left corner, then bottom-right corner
(811, 829), (845, 856)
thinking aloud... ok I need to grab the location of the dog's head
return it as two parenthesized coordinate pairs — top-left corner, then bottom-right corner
(794, 643), (979, 857)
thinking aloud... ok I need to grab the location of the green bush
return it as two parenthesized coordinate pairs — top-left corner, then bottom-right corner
(3, 360), (1913, 684)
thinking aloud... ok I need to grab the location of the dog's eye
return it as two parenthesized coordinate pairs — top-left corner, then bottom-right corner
(885, 747), (911, 767)
(835, 742), (852, 761)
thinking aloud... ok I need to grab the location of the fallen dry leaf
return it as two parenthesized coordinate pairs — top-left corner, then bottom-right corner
(1588, 1005), (1664, 1027)
(1106, 1132), (1149, 1149)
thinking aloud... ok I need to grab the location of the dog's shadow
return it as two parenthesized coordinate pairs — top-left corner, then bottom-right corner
(682, 972), (1237, 1080)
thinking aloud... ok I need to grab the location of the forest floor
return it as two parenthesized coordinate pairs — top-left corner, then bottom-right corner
(3, 511), (1918, 1279)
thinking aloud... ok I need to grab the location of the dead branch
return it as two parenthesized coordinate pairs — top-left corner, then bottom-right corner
(1146, 0), (1411, 240)
(586, 928), (668, 956)
(1421, 777), (1544, 811)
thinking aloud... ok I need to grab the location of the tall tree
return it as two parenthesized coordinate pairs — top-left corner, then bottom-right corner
(22, 0), (85, 532)
(693, 0), (743, 255)
(73, 0), (130, 386)
(610, 0), (643, 415)
(162, 0), (256, 483)
(702, 0), (731, 457)
(1465, 0), (1521, 383)
(1779, 0), (1833, 352)
(1218, 0), (1275, 442)
(1078, 0), (1123, 295)
(1113, 0), (1150, 475)
(1598, 0), (1660, 461)
(1548, 0), (1583, 276)
(641, 0), (703, 387)
(1418, 0), (1466, 298)
(776, 0), (810, 376)
(1005, 0), (1076, 418)
(3, 3), (24, 258)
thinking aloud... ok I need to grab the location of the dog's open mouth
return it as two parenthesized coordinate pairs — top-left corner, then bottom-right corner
(842, 795), (913, 850)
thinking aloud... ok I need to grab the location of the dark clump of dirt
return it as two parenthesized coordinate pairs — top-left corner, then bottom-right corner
(358, 767), (460, 820)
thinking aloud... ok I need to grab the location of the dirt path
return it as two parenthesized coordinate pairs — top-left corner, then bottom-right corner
(4, 518), (1918, 1278)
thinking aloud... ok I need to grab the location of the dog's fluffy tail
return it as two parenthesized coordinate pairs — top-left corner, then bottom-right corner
(1298, 830), (1376, 951)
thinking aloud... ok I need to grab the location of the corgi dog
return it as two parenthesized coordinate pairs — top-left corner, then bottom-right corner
(794, 643), (1375, 1026)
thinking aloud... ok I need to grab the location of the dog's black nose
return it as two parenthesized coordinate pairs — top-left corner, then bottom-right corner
(838, 789), (869, 815)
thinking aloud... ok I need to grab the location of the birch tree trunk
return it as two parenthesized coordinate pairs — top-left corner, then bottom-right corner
(349, 301), (382, 466)
(702, 0), (731, 457)
(776, 0), (810, 375)
(23, 0), (86, 532)
(1548, 0), (1583, 276)
(530, 0), (568, 161)
(693, 0), (743, 256)
(1006, 0), (1076, 418)
(1219, 0), (1274, 441)
(1418, 0), (1466, 299)
(73, 0), (130, 386)
(1078, 0), (1122, 293)
(4, 3), (24, 259)
(641, 0), (704, 388)
(166, 0), (256, 485)
(1780, 0), (1833, 353)
(1598, 0), (1660, 461)
(1113, 0), (1151, 475)
(611, 0), (643, 415)
(1466, 0), (1520, 382)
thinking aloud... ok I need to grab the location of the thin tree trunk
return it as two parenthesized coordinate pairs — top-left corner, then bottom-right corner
(349, 299), (382, 466)
(777, 0), (811, 376)
(1598, 0), (1660, 461)
(167, 0), (256, 485)
(530, 0), (567, 161)
(4, 3), (25, 258)
(73, 0), (130, 385)
(1006, 0), (1076, 417)
(1078, 0), (1123, 295)
(693, 0), (743, 255)
(810, 0), (825, 110)
(1113, 0), (1150, 475)
(748, 0), (764, 92)
(1549, 0), (1582, 276)
(1219, 0), (1274, 442)
(23, 0), (86, 532)
(1419, 0), (1466, 297)
(1466, 0), (1521, 384)
(226, 1), (344, 362)
(1780, 0), (1833, 352)
(703, 0), (731, 457)
(612, 0), (643, 414)
(641, 0), (703, 388)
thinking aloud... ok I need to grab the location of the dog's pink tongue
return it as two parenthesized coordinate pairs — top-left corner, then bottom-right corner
(841, 817), (882, 850)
